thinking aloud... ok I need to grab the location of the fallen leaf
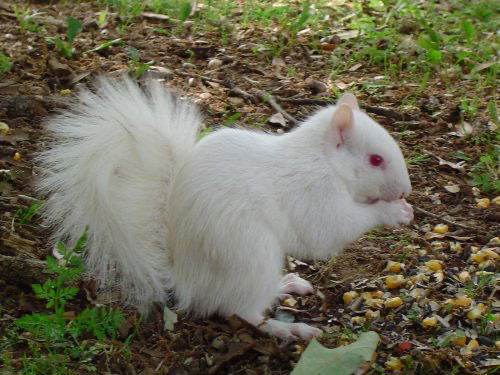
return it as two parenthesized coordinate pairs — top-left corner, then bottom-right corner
(163, 306), (178, 331)
(269, 112), (287, 127)
(292, 331), (380, 375)
(444, 183), (460, 193)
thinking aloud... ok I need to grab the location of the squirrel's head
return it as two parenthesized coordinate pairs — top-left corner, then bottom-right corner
(323, 94), (412, 204)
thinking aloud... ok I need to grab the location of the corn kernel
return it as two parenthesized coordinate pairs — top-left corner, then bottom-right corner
(365, 298), (384, 308)
(371, 290), (384, 298)
(385, 357), (404, 371)
(433, 224), (449, 234)
(458, 271), (471, 283)
(410, 288), (424, 299)
(492, 197), (500, 206)
(365, 310), (380, 320)
(434, 271), (444, 283)
(385, 275), (405, 289)
(471, 246), (480, 253)
(450, 242), (463, 252)
(385, 297), (403, 308)
(422, 316), (438, 327)
(13, 152), (21, 161)
(361, 291), (373, 300)
(411, 273), (429, 283)
(431, 241), (445, 251)
(479, 259), (493, 269)
(351, 316), (366, 325)
(471, 187), (480, 196)
(0, 122), (9, 134)
(476, 198), (490, 208)
(385, 260), (402, 272)
(426, 260), (442, 271)
(454, 295), (472, 307)
(59, 89), (72, 96)
(467, 303), (486, 320)
(452, 335), (467, 346)
(470, 253), (486, 263)
(482, 248), (499, 259)
(466, 339), (479, 351)
(283, 297), (297, 307)
(343, 291), (358, 304)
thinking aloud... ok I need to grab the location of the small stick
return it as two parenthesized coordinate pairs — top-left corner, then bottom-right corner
(253, 90), (298, 126)
(173, 70), (225, 85)
(414, 207), (478, 231)
(277, 97), (414, 121)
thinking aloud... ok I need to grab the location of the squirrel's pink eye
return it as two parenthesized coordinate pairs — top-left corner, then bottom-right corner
(369, 154), (384, 167)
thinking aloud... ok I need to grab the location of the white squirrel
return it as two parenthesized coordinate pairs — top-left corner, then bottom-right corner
(37, 77), (413, 340)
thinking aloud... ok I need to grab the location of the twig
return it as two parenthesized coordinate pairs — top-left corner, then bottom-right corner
(414, 207), (478, 232)
(173, 69), (225, 85)
(277, 97), (414, 121)
(173, 70), (297, 126)
(253, 90), (298, 126)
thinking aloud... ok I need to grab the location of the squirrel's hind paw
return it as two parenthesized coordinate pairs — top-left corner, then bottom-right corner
(261, 319), (322, 340)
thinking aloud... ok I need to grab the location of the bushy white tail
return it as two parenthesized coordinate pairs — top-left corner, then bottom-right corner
(37, 77), (201, 311)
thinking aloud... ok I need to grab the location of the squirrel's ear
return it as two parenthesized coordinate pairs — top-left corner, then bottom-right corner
(337, 93), (359, 110)
(329, 104), (353, 147)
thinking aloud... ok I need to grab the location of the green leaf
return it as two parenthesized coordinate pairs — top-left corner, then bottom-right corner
(487, 100), (498, 122)
(85, 38), (123, 54)
(72, 227), (88, 253)
(461, 20), (475, 42)
(197, 128), (213, 141)
(126, 46), (140, 62)
(292, 331), (380, 375)
(419, 19), (440, 45)
(66, 16), (82, 45)
(135, 62), (152, 79)
(178, 1), (192, 22)
(223, 112), (242, 126)
(426, 49), (442, 65)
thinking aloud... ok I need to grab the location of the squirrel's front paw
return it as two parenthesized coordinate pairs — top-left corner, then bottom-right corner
(379, 199), (413, 227)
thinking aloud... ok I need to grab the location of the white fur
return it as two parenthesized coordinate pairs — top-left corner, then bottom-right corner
(38, 77), (412, 338)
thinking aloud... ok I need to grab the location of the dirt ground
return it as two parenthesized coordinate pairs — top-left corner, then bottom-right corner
(0, 0), (498, 374)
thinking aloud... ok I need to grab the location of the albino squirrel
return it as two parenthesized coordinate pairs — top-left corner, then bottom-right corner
(38, 77), (413, 340)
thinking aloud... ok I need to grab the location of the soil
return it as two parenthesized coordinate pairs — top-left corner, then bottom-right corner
(0, 1), (498, 374)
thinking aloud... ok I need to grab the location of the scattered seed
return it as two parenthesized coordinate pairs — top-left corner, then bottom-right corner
(385, 297), (403, 308)
(0, 122), (9, 134)
(467, 303), (487, 320)
(476, 198), (490, 208)
(385, 275), (405, 289)
(385, 356), (404, 371)
(458, 271), (471, 283)
(433, 224), (449, 234)
(452, 335), (467, 346)
(343, 291), (359, 304)
(453, 295), (472, 307)
(13, 152), (21, 161)
(422, 316), (438, 327)
(385, 261), (403, 272)
(426, 259), (442, 272)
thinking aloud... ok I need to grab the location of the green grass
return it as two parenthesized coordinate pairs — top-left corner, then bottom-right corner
(0, 53), (12, 75)
(0, 231), (132, 374)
